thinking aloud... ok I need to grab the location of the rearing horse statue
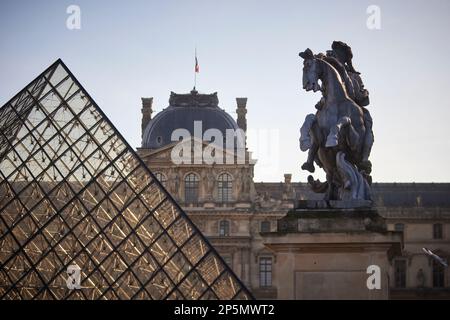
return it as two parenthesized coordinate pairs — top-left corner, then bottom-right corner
(299, 48), (372, 202)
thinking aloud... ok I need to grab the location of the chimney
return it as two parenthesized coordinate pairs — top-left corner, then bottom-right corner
(236, 98), (247, 132)
(283, 173), (295, 200)
(284, 174), (292, 184)
(141, 97), (153, 141)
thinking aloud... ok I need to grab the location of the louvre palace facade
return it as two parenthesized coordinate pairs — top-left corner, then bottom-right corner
(138, 89), (450, 300)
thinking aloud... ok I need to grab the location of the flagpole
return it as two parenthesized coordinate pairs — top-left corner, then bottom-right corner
(194, 47), (197, 90)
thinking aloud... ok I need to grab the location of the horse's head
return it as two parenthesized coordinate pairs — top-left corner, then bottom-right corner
(299, 48), (322, 92)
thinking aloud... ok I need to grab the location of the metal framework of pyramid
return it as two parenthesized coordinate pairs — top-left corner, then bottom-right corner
(0, 59), (253, 300)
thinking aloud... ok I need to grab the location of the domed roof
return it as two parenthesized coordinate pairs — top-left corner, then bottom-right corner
(142, 89), (240, 149)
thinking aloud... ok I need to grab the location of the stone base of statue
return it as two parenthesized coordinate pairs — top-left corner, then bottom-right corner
(261, 201), (403, 300)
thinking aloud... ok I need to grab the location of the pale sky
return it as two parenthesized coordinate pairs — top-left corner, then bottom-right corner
(1, 0), (450, 183)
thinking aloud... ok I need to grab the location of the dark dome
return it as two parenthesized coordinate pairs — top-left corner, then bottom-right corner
(142, 90), (240, 149)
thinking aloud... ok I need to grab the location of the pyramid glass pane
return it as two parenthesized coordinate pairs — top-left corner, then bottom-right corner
(0, 59), (253, 300)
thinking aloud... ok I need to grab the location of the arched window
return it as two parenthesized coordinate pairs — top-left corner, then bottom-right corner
(217, 173), (233, 203)
(184, 173), (199, 204)
(154, 172), (167, 187)
(219, 220), (230, 237)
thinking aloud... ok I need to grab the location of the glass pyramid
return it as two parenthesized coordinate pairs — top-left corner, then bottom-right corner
(0, 59), (253, 300)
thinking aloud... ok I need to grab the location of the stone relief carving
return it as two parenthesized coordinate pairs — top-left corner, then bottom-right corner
(167, 168), (180, 195)
(201, 169), (216, 201)
(416, 268), (425, 288)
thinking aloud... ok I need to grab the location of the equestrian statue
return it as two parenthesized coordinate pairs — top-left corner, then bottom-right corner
(299, 41), (374, 203)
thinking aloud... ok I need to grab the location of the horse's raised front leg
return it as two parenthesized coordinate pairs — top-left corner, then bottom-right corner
(300, 114), (317, 173)
(299, 114), (316, 151)
(325, 116), (360, 151)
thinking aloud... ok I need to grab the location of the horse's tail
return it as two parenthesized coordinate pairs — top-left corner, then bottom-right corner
(336, 151), (372, 201)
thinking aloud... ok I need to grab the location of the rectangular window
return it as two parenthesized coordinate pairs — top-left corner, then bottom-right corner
(259, 257), (272, 288)
(155, 172), (167, 188)
(184, 174), (199, 204)
(219, 220), (230, 237)
(433, 224), (443, 239)
(261, 221), (271, 233)
(185, 186), (198, 204)
(433, 260), (445, 288)
(218, 174), (233, 203)
(394, 260), (406, 288)
(223, 255), (232, 268)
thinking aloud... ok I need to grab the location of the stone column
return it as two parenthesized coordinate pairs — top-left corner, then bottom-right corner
(245, 248), (251, 287)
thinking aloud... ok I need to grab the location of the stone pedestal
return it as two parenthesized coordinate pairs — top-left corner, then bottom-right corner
(262, 204), (403, 300)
